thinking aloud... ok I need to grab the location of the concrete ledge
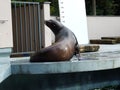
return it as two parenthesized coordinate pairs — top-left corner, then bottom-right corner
(1, 45), (120, 89)
(0, 48), (12, 83)
(11, 44), (120, 74)
(1, 45), (120, 83)
(0, 64), (11, 83)
(11, 57), (120, 74)
(0, 48), (12, 57)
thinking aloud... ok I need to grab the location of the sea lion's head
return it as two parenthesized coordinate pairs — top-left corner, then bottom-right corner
(45, 19), (64, 34)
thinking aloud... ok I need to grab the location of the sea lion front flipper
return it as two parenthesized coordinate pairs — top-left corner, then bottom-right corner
(75, 44), (80, 60)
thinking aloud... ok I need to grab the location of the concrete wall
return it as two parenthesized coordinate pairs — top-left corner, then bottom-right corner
(0, 0), (13, 48)
(50, 16), (120, 44)
(87, 16), (120, 39)
(41, 2), (52, 47)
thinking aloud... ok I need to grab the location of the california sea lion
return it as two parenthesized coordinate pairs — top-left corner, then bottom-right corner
(30, 19), (80, 62)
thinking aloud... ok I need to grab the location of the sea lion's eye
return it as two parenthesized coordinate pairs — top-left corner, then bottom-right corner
(53, 24), (56, 27)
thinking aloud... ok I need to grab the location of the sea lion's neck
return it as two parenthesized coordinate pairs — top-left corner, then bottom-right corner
(52, 26), (63, 35)
(52, 29), (60, 35)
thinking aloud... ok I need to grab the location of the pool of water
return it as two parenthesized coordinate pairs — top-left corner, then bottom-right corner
(1, 68), (120, 90)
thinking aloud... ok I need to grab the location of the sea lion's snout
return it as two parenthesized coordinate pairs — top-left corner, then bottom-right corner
(45, 20), (63, 28)
(45, 20), (52, 28)
(45, 20), (56, 30)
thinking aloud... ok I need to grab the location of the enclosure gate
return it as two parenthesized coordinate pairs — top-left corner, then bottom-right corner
(11, 1), (42, 55)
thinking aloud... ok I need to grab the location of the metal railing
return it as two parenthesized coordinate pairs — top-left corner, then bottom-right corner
(11, 1), (42, 55)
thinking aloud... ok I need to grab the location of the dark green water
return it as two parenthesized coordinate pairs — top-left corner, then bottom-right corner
(92, 85), (120, 90)
(1, 68), (120, 90)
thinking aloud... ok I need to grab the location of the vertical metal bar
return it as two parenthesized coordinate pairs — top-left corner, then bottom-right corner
(33, 4), (37, 51)
(28, 4), (33, 51)
(20, 3), (24, 52)
(24, 3), (28, 52)
(37, 3), (41, 49)
(14, 3), (19, 52)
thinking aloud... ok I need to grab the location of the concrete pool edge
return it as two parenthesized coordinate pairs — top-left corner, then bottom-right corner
(1, 44), (120, 83)
(10, 44), (120, 74)
(0, 48), (12, 83)
(10, 57), (120, 74)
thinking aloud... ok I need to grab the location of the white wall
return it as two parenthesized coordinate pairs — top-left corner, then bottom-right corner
(58, 0), (89, 44)
(87, 16), (120, 39)
(0, 0), (13, 48)
(42, 2), (52, 47)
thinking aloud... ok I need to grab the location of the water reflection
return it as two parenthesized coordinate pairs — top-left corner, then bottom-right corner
(72, 51), (120, 61)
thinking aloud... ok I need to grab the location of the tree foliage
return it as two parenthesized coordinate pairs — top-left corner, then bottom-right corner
(85, 0), (93, 15)
(12, 0), (120, 16)
(96, 0), (116, 15)
(85, 0), (120, 16)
